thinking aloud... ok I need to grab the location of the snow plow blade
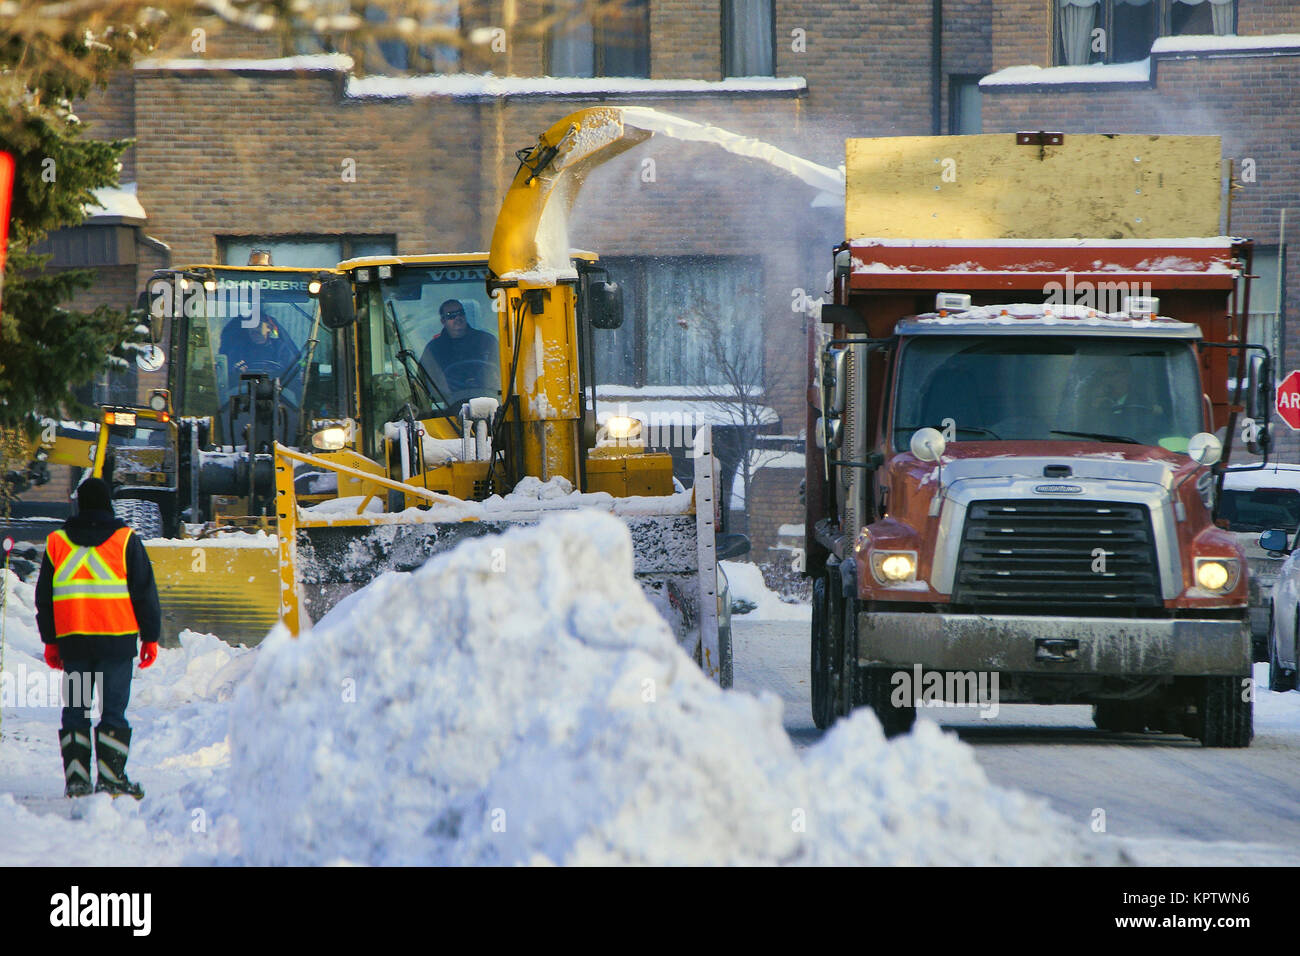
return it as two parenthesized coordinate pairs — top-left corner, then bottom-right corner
(272, 436), (727, 682)
(144, 536), (280, 646)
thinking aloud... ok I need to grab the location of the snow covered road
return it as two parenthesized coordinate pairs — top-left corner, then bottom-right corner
(733, 618), (1300, 864)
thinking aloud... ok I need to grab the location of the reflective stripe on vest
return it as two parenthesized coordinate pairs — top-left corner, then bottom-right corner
(46, 527), (139, 638)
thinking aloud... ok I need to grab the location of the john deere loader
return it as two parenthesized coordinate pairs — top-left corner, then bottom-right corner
(273, 108), (749, 683)
(25, 263), (347, 644)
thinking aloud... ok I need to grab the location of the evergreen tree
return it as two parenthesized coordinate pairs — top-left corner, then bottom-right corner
(0, 25), (157, 429)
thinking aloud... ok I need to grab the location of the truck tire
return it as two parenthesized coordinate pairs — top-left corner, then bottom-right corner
(1198, 676), (1253, 748)
(810, 577), (835, 730)
(1092, 701), (1147, 733)
(856, 665), (916, 738)
(1267, 617), (1298, 693)
(845, 600), (915, 737)
(112, 497), (163, 540)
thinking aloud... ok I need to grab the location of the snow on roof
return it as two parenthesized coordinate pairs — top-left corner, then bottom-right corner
(1152, 33), (1300, 55)
(852, 238), (1238, 249)
(981, 58), (1151, 87)
(135, 54), (354, 72)
(908, 302), (1197, 330)
(83, 182), (146, 222)
(346, 73), (807, 99)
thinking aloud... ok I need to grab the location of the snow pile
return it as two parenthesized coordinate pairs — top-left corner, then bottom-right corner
(721, 560), (810, 622)
(226, 513), (1104, 865)
(300, 476), (692, 524)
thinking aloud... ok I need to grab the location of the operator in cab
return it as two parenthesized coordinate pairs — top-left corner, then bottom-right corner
(420, 298), (499, 397)
(220, 313), (298, 389)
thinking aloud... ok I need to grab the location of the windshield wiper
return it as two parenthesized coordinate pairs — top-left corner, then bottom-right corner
(894, 423), (1002, 440)
(1050, 430), (1140, 444)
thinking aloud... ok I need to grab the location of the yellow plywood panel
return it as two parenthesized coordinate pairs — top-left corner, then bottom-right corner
(845, 134), (1223, 240)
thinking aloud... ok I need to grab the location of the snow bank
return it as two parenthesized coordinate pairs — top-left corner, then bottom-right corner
(348, 73), (807, 99)
(722, 560), (810, 622)
(226, 513), (1104, 865)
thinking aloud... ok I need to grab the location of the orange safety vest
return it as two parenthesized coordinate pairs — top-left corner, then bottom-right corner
(46, 527), (140, 638)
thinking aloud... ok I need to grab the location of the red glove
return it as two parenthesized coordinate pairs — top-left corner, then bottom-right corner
(44, 643), (62, 671)
(138, 642), (158, 669)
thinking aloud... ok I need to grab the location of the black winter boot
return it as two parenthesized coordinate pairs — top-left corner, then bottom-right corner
(59, 728), (93, 797)
(94, 725), (144, 799)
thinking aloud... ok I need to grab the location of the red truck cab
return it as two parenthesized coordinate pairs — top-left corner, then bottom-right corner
(806, 236), (1263, 746)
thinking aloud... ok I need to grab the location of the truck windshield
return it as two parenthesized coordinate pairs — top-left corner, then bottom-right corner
(170, 268), (339, 443)
(892, 335), (1204, 452)
(359, 264), (501, 435)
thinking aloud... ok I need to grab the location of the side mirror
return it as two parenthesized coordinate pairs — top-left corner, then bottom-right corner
(589, 280), (624, 330)
(829, 348), (849, 415)
(910, 427), (946, 462)
(716, 533), (751, 562)
(317, 275), (356, 329)
(1260, 529), (1290, 555)
(1246, 353), (1272, 421)
(1187, 431), (1223, 467)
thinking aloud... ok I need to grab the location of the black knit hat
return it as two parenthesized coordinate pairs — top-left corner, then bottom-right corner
(77, 477), (112, 513)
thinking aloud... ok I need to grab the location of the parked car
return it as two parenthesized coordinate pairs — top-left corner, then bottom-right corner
(1220, 464), (1300, 662)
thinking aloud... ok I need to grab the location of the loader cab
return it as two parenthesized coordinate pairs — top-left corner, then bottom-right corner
(340, 255), (502, 458)
(152, 266), (343, 447)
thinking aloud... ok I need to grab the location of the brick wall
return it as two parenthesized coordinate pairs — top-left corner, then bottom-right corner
(992, 0), (1050, 70)
(1239, 0), (1300, 35)
(745, 463), (804, 557)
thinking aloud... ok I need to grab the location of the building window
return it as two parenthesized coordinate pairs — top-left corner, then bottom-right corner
(592, 256), (764, 388)
(723, 0), (775, 77)
(1056, 0), (1235, 66)
(949, 75), (983, 134)
(218, 235), (396, 268)
(547, 0), (649, 77)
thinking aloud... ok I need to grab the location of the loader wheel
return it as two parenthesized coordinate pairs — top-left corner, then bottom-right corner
(1092, 701), (1148, 733)
(113, 497), (163, 539)
(1198, 675), (1253, 748)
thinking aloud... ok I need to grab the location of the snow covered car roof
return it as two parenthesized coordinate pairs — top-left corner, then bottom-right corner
(1222, 463), (1300, 492)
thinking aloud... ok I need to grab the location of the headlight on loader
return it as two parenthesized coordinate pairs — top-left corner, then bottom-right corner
(312, 426), (348, 451)
(871, 550), (917, 584)
(1194, 558), (1239, 593)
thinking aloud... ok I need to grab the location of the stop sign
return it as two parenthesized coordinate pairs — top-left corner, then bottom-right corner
(1276, 370), (1300, 431)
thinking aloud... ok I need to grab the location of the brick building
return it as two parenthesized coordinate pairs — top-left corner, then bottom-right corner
(38, 0), (1300, 552)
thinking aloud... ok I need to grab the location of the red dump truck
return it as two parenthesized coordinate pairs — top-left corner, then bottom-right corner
(805, 133), (1269, 747)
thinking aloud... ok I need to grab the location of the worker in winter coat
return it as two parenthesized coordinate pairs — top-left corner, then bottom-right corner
(35, 478), (161, 799)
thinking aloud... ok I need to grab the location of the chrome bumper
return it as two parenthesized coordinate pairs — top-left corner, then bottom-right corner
(856, 611), (1251, 676)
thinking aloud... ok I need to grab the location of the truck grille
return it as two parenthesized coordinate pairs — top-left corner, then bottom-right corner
(952, 499), (1161, 613)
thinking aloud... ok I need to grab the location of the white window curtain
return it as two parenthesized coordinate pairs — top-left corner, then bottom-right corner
(725, 0), (775, 77)
(548, 2), (596, 76)
(1175, 0), (1235, 36)
(1059, 0), (1099, 67)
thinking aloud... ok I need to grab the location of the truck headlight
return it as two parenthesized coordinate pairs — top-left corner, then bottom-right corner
(1194, 558), (1239, 592)
(871, 550), (917, 584)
